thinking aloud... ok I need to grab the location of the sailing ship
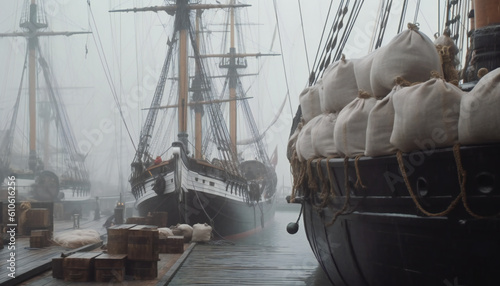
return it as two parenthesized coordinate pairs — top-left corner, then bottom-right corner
(287, 1), (500, 285)
(0, 0), (92, 217)
(111, 0), (278, 238)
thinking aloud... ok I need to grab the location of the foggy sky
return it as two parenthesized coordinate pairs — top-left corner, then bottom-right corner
(0, 0), (443, 196)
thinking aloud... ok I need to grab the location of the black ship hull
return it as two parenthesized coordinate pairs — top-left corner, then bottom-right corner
(297, 144), (500, 286)
(131, 143), (276, 238)
(136, 189), (276, 238)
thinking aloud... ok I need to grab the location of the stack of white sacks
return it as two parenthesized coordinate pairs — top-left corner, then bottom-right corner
(291, 24), (500, 160)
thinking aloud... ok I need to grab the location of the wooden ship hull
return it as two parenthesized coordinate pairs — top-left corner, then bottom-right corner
(298, 144), (500, 286)
(288, 1), (500, 285)
(131, 142), (276, 238)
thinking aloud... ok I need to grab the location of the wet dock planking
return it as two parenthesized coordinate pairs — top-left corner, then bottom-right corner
(167, 243), (317, 285)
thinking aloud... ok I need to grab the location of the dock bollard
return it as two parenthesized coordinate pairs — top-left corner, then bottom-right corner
(73, 214), (80, 229)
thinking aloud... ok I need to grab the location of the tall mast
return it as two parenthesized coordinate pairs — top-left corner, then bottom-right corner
(228, 0), (238, 155)
(0, 0), (90, 172)
(111, 1), (250, 172)
(27, 0), (41, 171)
(177, 0), (190, 148)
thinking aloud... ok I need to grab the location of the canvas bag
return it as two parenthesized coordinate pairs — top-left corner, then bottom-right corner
(459, 68), (500, 145)
(391, 77), (463, 152)
(311, 113), (339, 158)
(295, 115), (322, 162)
(334, 93), (377, 157)
(321, 56), (358, 113)
(299, 81), (323, 123)
(365, 86), (402, 157)
(353, 50), (376, 96)
(370, 24), (443, 98)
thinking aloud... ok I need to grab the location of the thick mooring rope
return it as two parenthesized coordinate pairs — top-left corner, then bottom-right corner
(396, 150), (462, 217)
(326, 158), (351, 226)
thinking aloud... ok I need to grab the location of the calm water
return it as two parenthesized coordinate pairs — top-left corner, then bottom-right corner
(234, 204), (332, 285)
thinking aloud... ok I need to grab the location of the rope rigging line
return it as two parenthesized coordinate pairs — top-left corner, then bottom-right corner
(413, 0), (421, 24)
(87, 1), (137, 152)
(0, 46), (29, 167)
(188, 27), (241, 176)
(297, 0), (311, 76)
(36, 43), (90, 187)
(374, 0), (393, 50)
(309, 0), (337, 86)
(309, 0), (365, 84)
(271, 0), (294, 116)
(397, 0), (409, 34)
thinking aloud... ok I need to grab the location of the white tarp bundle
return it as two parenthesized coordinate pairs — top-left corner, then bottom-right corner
(459, 68), (500, 145)
(299, 81), (323, 123)
(334, 94), (377, 157)
(365, 86), (402, 157)
(296, 115), (322, 162)
(321, 57), (358, 113)
(311, 113), (339, 158)
(53, 229), (101, 249)
(391, 77), (463, 152)
(370, 24), (443, 98)
(191, 223), (212, 242)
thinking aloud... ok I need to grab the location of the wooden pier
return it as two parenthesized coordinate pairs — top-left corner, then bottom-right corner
(0, 215), (109, 286)
(166, 243), (318, 285)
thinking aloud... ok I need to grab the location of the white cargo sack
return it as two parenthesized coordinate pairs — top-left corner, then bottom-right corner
(191, 223), (212, 242)
(158, 227), (174, 239)
(354, 51), (376, 96)
(321, 57), (358, 113)
(334, 93), (377, 157)
(391, 77), (463, 152)
(365, 86), (401, 157)
(311, 113), (339, 158)
(176, 224), (193, 241)
(370, 24), (443, 98)
(299, 81), (323, 123)
(459, 68), (500, 145)
(296, 115), (322, 162)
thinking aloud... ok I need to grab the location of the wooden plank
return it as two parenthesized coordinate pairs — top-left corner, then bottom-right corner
(167, 243), (318, 285)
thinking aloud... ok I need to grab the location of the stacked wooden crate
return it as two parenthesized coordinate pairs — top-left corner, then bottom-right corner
(95, 254), (127, 282)
(158, 235), (184, 254)
(63, 252), (101, 282)
(107, 224), (136, 254)
(126, 225), (159, 280)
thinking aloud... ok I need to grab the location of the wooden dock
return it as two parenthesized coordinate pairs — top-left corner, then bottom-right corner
(0, 215), (110, 286)
(166, 243), (318, 285)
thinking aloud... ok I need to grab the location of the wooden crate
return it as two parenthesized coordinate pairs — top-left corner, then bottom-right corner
(125, 216), (152, 225)
(94, 253), (127, 282)
(25, 208), (50, 227)
(158, 237), (168, 253)
(126, 260), (158, 280)
(150, 212), (168, 227)
(29, 236), (44, 248)
(127, 225), (159, 261)
(63, 252), (101, 282)
(30, 229), (50, 247)
(106, 224), (136, 254)
(52, 257), (65, 279)
(166, 235), (184, 254)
